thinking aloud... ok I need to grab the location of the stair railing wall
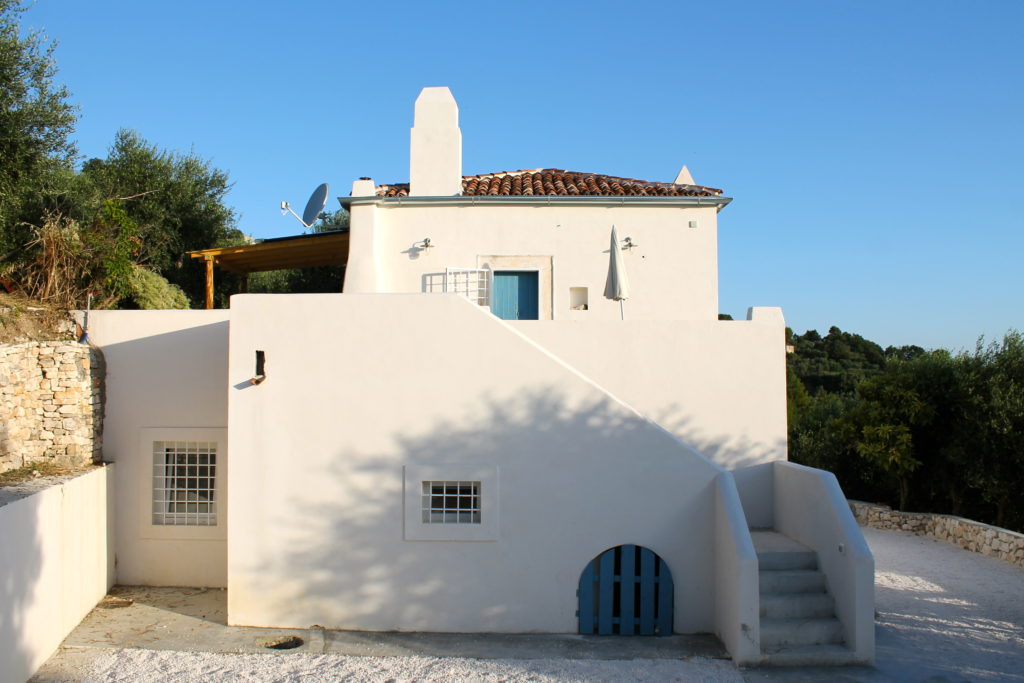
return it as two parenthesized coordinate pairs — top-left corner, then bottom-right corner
(772, 461), (875, 665)
(712, 472), (762, 664)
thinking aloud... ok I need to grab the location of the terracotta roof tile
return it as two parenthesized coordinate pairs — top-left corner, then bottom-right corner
(375, 169), (723, 198)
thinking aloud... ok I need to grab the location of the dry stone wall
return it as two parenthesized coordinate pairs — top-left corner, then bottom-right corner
(849, 500), (1024, 568)
(0, 342), (104, 473)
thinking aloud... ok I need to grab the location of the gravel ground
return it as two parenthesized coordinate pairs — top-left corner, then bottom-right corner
(34, 526), (1024, 682)
(80, 650), (742, 682)
(867, 527), (1024, 682)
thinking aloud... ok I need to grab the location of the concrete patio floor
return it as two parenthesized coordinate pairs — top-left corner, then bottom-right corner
(31, 527), (1024, 682)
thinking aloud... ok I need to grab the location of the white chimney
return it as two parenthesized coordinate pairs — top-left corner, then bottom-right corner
(410, 87), (462, 196)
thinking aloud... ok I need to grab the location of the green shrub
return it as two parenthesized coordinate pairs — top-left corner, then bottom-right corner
(127, 266), (189, 309)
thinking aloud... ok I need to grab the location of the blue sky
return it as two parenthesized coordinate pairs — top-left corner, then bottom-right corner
(21, 1), (1023, 351)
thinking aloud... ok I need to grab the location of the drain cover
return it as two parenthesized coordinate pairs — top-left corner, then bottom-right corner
(97, 597), (134, 609)
(259, 635), (304, 650)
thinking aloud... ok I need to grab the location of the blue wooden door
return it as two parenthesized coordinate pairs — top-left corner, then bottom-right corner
(492, 271), (539, 320)
(578, 545), (674, 636)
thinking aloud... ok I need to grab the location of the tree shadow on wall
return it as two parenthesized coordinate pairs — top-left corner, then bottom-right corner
(648, 402), (788, 471)
(242, 387), (720, 636)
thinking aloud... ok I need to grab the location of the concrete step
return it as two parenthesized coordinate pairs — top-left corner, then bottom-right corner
(757, 550), (818, 571)
(760, 643), (862, 667)
(760, 617), (844, 648)
(759, 570), (827, 594)
(760, 592), (836, 619)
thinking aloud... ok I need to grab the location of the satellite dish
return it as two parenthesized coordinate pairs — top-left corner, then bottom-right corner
(281, 183), (329, 228)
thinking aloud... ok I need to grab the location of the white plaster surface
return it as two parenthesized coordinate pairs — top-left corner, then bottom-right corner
(0, 466), (113, 683)
(517, 318), (787, 473)
(228, 293), (724, 634)
(84, 311), (229, 587)
(712, 473), (761, 664)
(409, 87), (462, 196)
(347, 202), (722, 322)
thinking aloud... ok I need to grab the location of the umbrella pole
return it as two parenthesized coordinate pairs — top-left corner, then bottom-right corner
(619, 300), (624, 320)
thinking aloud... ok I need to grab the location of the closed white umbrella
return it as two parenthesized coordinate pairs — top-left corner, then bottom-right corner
(603, 225), (631, 320)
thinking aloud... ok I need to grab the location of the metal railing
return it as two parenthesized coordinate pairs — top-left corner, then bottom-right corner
(444, 268), (490, 307)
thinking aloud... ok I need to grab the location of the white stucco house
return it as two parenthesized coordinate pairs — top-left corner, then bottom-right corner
(84, 87), (874, 666)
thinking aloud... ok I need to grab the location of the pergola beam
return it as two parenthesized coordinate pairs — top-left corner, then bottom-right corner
(189, 231), (350, 309)
(205, 256), (214, 310)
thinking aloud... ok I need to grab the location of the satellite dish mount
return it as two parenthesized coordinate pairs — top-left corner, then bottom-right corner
(281, 183), (329, 228)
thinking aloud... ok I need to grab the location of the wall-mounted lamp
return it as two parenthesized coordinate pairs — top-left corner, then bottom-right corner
(622, 237), (638, 250)
(251, 350), (267, 385)
(419, 237), (434, 249)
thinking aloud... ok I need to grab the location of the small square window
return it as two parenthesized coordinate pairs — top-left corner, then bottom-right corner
(404, 465), (498, 541)
(421, 481), (481, 524)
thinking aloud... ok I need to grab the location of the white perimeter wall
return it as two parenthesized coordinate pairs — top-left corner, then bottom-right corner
(346, 202), (720, 322)
(228, 293), (724, 633)
(85, 311), (229, 587)
(0, 466), (114, 683)
(517, 311), (787, 527)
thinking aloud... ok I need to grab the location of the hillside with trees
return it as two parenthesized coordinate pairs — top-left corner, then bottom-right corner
(0, 1), (251, 310)
(788, 326), (1024, 532)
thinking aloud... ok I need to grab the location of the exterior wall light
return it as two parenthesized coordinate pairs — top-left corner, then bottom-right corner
(622, 237), (638, 250)
(420, 238), (434, 249)
(251, 350), (267, 386)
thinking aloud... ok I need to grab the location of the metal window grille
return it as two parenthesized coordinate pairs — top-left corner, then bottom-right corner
(421, 481), (481, 524)
(152, 441), (217, 526)
(444, 268), (490, 307)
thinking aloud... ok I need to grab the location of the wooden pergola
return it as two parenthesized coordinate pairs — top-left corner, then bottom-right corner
(188, 230), (350, 309)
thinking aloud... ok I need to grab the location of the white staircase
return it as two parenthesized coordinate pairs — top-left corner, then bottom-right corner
(753, 530), (860, 666)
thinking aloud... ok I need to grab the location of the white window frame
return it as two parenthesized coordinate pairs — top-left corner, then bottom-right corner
(404, 464), (498, 541)
(139, 427), (227, 541)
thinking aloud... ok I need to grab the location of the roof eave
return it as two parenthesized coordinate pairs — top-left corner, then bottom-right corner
(339, 194), (733, 211)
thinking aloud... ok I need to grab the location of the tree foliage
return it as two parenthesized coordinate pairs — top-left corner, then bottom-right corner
(77, 129), (241, 305)
(0, 0), (77, 252)
(788, 326), (886, 394)
(15, 200), (142, 309)
(789, 329), (1024, 531)
(1, 4), (246, 309)
(126, 266), (188, 310)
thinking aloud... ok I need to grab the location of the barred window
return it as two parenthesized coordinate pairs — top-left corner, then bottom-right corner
(152, 441), (217, 526)
(422, 481), (481, 524)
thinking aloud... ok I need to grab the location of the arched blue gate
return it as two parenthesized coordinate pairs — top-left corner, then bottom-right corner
(577, 544), (674, 636)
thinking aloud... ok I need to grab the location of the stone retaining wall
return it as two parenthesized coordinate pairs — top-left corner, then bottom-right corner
(849, 500), (1024, 568)
(0, 342), (104, 473)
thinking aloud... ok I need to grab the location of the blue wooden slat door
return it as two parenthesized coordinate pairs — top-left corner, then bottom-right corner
(619, 544), (637, 635)
(492, 271), (539, 320)
(578, 560), (597, 634)
(597, 550), (616, 635)
(639, 547), (656, 634)
(577, 545), (673, 636)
